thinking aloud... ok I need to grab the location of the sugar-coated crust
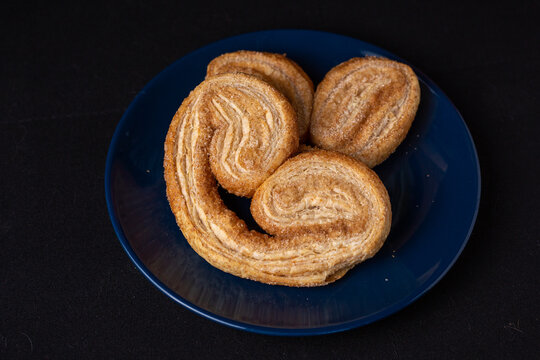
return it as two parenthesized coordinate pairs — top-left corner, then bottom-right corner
(207, 50), (314, 140)
(310, 57), (420, 167)
(165, 72), (391, 287)
(251, 150), (391, 241)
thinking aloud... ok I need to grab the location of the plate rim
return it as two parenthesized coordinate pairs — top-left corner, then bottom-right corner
(104, 29), (481, 336)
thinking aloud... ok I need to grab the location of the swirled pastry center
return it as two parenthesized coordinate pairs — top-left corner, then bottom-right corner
(206, 51), (314, 139)
(209, 87), (279, 178)
(257, 164), (370, 234)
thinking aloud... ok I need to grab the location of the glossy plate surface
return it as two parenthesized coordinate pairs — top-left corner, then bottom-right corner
(105, 30), (480, 335)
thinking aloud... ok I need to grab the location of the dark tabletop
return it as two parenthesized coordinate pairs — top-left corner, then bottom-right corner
(2, 0), (539, 358)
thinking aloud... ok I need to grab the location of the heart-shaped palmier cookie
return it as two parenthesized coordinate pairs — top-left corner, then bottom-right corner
(164, 72), (391, 286)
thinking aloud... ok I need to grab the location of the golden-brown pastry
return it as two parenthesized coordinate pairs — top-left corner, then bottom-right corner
(164, 71), (391, 286)
(206, 50), (314, 140)
(175, 73), (298, 197)
(310, 57), (420, 167)
(251, 149), (391, 247)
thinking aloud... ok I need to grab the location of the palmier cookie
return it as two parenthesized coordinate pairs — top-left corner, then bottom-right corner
(207, 50), (314, 140)
(165, 73), (391, 286)
(167, 73), (298, 198)
(310, 57), (420, 167)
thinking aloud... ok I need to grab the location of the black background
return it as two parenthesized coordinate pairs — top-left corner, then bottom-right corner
(2, 0), (539, 358)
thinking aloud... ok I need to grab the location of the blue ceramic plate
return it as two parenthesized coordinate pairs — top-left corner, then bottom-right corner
(105, 30), (480, 335)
